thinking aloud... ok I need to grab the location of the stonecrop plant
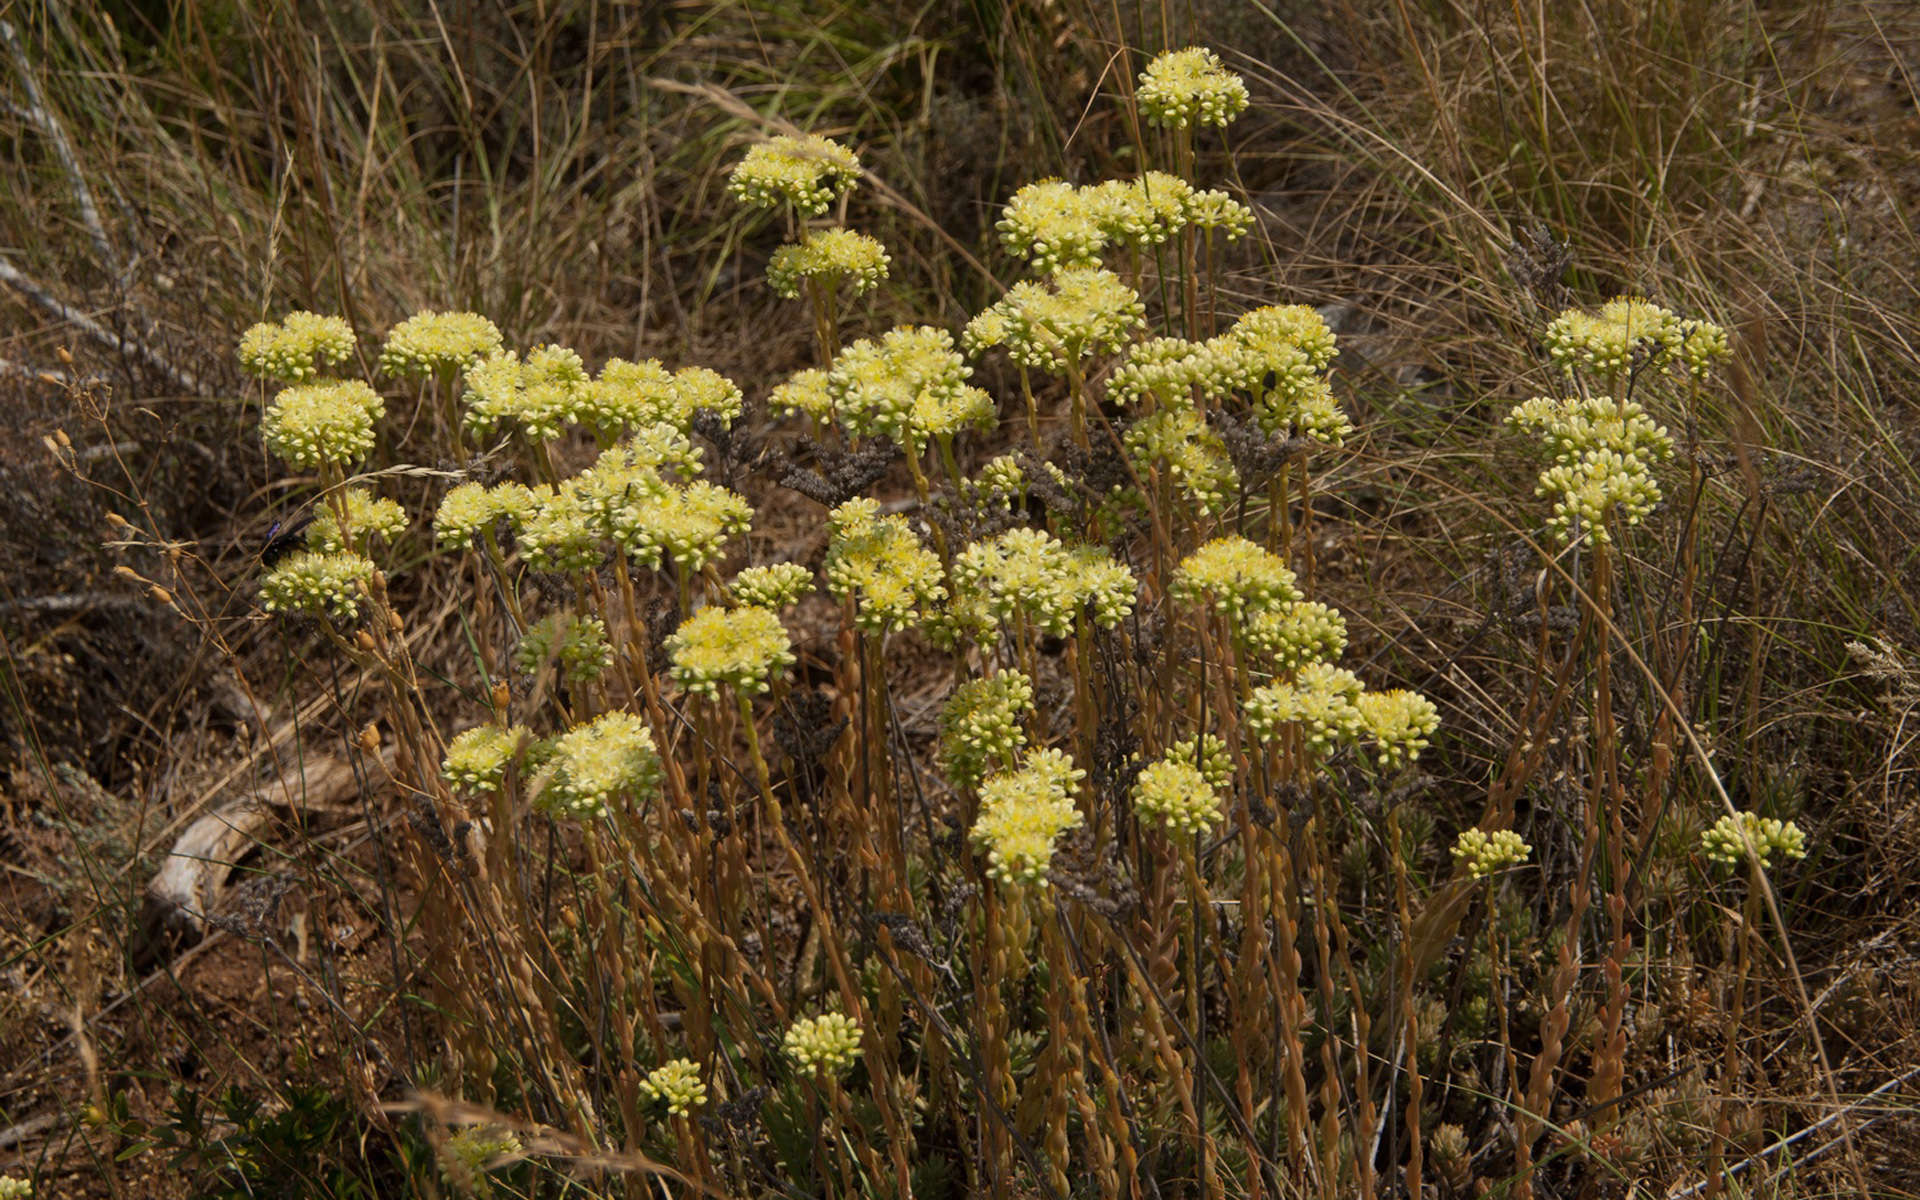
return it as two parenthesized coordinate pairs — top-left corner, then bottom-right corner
(236, 43), (1788, 1200)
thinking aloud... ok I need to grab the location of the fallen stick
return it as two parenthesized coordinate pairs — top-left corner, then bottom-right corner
(138, 748), (392, 962)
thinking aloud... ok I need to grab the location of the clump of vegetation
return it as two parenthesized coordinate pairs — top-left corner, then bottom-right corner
(7, 3), (1916, 1198)
(196, 47), (1820, 1200)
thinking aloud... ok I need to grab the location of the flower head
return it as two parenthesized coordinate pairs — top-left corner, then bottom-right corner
(1172, 535), (1301, 618)
(938, 670), (1035, 791)
(997, 178), (1109, 273)
(1207, 305), (1349, 442)
(1167, 732), (1235, 791)
(544, 710), (664, 818)
(439, 1126), (522, 1192)
(667, 604), (794, 698)
(1108, 336), (1205, 407)
(442, 725), (529, 794)
(1238, 600), (1348, 671)
(784, 1012), (864, 1075)
(728, 562), (815, 609)
(829, 325), (984, 451)
(516, 614), (613, 683)
(1451, 828), (1532, 878)
(639, 1059), (708, 1116)
(670, 366), (745, 428)
(728, 134), (861, 217)
(262, 380), (385, 469)
(574, 357), (675, 436)
(950, 528), (1136, 639)
(512, 484), (605, 572)
(239, 311), (355, 383)
(306, 488), (409, 554)
(769, 367), (836, 423)
(1087, 172), (1193, 248)
(1124, 407), (1238, 513)
(1700, 812), (1808, 870)
(379, 311), (503, 378)
(462, 347), (588, 442)
(1244, 662), (1367, 754)
(573, 442), (747, 572)
(974, 267), (1144, 373)
(1184, 189), (1255, 238)
(1132, 754), (1225, 836)
(435, 482), (506, 550)
(1357, 689), (1440, 766)
(260, 550), (375, 619)
(970, 747), (1086, 886)
(1545, 296), (1724, 379)
(1137, 47), (1250, 129)
(1508, 395), (1674, 544)
(768, 228), (891, 299)
(823, 498), (948, 632)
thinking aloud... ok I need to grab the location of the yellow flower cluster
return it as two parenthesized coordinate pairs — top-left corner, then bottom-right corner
(1086, 171), (1193, 247)
(442, 724), (529, 794)
(1544, 297), (1729, 379)
(1244, 661), (1367, 754)
(1700, 811), (1807, 870)
(1507, 395), (1674, 545)
(666, 604), (794, 698)
(727, 134), (861, 218)
(768, 367), (835, 423)
(572, 360), (743, 440)
(970, 747), (1086, 886)
(938, 670), (1035, 791)
(262, 380), (385, 468)
(783, 1012), (864, 1075)
(994, 172), (1254, 273)
(1137, 46), (1250, 129)
(599, 478), (753, 573)
(1240, 600), (1348, 672)
(1214, 306), (1348, 441)
(665, 366), (745, 428)
(1167, 732), (1234, 789)
(950, 527), (1137, 639)
(439, 1126), (522, 1189)
(544, 710), (663, 819)
(995, 179), (1107, 274)
(516, 613), (613, 683)
(1103, 307), (1346, 439)
(379, 311), (503, 378)
(639, 1059), (708, 1115)
(1132, 755), (1224, 835)
(1356, 689), (1441, 766)
(1171, 535), (1302, 618)
(965, 267), (1144, 373)
(1106, 336), (1206, 406)
(728, 562), (816, 609)
(1183, 188), (1256, 237)
(823, 498), (949, 632)
(434, 481), (514, 549)
(829, 325), (991, 452)
(259, 549), (375, 619)
(511, 484), (604, 572)
(239, 311), (355, 382)
(462, 346), (589, 442)
(1451, 828), (1532, 878)
(305, 487), (409, 554)
(1124, 406), (1238, 513)
(767, 228), (891, 299)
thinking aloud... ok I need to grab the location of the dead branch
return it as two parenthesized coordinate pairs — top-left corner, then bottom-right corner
(1, 19), (118, 276)
(0, 258), (204, 395)
(138, 747), (392, 962)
